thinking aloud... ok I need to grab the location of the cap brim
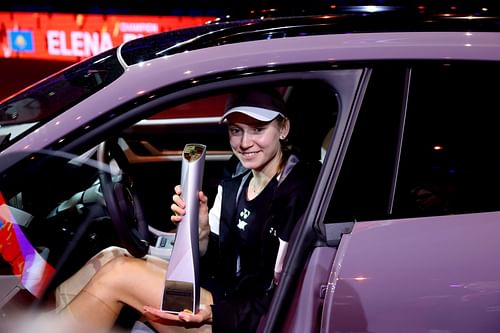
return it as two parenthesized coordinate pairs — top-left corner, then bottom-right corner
(221, 106), (282, 122)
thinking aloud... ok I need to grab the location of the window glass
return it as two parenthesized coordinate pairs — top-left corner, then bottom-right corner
(0, 49), (124, 146)
(325, 61), (500, 224)
(325, 64), (407, 223)
(393, 62), (500, 217)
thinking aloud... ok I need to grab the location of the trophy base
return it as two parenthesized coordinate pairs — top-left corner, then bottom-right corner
(161, 280), (195, 313)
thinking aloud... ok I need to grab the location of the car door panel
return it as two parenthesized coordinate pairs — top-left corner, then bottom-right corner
(323, 212), (500, 333)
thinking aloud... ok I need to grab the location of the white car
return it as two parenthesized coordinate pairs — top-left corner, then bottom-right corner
(1, 6), (500, 333)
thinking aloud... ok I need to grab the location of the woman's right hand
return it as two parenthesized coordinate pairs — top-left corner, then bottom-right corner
(170, 185), (210, 255)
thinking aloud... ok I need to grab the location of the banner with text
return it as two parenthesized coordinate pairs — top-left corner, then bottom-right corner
(0, 12), (215, 62)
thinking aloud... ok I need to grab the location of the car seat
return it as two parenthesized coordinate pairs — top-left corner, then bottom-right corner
(284, 80), (339, 163)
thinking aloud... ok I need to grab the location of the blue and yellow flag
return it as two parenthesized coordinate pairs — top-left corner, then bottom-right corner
(8, 30), (35, 52)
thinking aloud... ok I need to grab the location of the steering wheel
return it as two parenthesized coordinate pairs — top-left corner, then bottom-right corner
(97, 138), (150, 258)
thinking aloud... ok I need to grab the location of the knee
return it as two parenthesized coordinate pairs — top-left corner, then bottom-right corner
(101, 255), (136, 276)
(97, 246), (131, 259)
(88, 255), (138, 292)
(85, 246), (130, 272)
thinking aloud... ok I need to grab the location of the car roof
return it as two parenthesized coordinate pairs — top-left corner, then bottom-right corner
(120, 7), (500, 66)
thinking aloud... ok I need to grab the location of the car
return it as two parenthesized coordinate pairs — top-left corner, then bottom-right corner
(1, 4), (500, 333)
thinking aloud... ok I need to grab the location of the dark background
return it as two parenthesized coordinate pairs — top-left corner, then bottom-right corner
(0, 59), (73, 101)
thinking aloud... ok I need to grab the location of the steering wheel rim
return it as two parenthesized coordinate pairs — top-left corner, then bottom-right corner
(97, 138), (150, 257)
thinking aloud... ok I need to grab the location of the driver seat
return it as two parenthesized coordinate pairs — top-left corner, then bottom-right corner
(131, 321), (158, 333)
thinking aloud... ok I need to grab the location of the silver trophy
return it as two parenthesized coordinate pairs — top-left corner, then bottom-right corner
(161, 143), (206, 314)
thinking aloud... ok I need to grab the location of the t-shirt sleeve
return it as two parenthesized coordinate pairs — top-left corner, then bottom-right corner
(208, 185), (223, 236)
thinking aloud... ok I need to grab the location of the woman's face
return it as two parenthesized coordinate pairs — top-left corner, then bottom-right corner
(226, 113), (289, 174)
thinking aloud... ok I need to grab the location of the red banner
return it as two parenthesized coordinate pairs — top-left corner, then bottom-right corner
(0, 12), (215, 62)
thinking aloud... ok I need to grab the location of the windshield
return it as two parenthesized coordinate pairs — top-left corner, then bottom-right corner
(120, 21), (250, 65)
(0, 49), (124, 145)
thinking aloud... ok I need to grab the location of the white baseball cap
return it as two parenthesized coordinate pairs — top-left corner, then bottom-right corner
(222, 88), (288, 122)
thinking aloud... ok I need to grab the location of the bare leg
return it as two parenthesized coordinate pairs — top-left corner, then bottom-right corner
(55, 246), (168, 312)
(55, 246), (131, 312)
(61, 254), (212, 332)
(62, 255), (166, 331)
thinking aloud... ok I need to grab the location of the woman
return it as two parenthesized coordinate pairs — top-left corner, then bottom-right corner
(56, 87), (320, 333)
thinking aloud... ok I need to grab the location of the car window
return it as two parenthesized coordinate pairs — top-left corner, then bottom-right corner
(0, 150), (107, 296)
(0, 49), (124, 144)
(324, 63), (407, 223)
(393, 61), (500, 217)
(324, 61), (500, 224)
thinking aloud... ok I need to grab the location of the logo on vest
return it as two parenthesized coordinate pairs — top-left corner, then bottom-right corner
(238, 208), (250, 231)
